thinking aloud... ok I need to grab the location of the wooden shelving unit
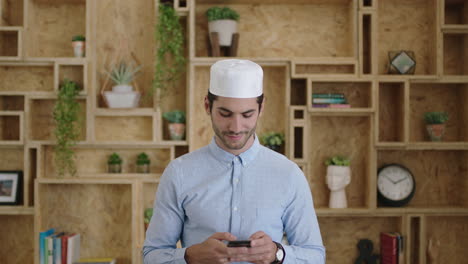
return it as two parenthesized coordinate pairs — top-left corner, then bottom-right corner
(0, 0), (467, 263)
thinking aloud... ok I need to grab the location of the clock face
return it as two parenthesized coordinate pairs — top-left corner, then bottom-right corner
(377, 164), (415, 207)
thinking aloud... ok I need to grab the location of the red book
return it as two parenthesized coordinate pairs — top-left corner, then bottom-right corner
(61, 233), (75, 264)
(380, 232), (399, 264)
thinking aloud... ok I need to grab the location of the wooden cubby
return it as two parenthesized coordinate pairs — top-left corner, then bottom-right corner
(0, 0), (466, 264)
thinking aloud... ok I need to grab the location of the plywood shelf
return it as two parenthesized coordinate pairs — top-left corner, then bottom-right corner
(0, 206), (35, 215)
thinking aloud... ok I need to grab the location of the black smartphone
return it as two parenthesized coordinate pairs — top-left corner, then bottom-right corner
(227, 240), (251, 248)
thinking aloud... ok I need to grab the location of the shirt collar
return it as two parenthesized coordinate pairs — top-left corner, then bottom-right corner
(208, 135), (261, 167)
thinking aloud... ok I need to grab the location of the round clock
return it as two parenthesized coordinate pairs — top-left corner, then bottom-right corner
(377, 164), (415, 207)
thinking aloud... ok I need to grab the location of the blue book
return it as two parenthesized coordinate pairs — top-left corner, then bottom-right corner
(53, 234), (64, 264)
(39, 228), (55, 264)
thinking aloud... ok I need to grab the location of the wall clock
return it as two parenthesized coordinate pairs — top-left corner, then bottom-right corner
(377, 164), (415, 207)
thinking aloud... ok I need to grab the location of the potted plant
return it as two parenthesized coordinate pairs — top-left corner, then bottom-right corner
(53, 79), (82, 177)
(260, 132), (285, 153)
(206, 6), (240, 47)
(163, 110), (186, 140)
(424, 111), (449, 141)
(136, 152), (150, 173)
(324, 155), (351, 209)
(103, 61), (142, 108)
(108, 152), (123, 173)
(152, 3), (186, 98)
(72, 35), (85, 57)
(144, 208), (153, 231)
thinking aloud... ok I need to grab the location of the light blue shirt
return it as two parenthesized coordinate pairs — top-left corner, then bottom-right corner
(143, 136), (325, 263)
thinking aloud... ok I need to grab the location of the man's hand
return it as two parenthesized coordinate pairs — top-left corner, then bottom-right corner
(185, 232), (237, 264)
(227, 231), (277, 264)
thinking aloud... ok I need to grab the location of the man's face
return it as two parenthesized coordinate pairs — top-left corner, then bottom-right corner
(205, 96), (263, 155)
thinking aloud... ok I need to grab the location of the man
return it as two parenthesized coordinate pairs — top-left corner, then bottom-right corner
(143, 59), (325, 264)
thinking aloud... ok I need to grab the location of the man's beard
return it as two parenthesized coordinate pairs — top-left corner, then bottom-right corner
(212, 123), (256, 151)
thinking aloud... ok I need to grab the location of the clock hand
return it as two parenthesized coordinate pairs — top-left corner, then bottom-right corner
(395, 177), (408, 184)
(384, 174), (396, 184)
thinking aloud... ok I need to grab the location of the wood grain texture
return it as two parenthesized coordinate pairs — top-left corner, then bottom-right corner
(143, 182), (158, 210)
(0, 95), (24, 111)
(195, 2), (355, 57)
(409, 83), (468, 142)
(443, 34), (468, 75)
(377, 0), (437, 75)
(0, 215), (34, 264)
(0, 30), (18, 56)
(59, 65), (84, 91)
(38, 183), (132, 264)
(378, 82), (405, 142)
(444, 0), (468, 24)
(378, 150), (468, 208)
(319, 216), (401, 264)
(43, 146), (170, 176)
(0, 115), (20, 140)
(1, 0), (24, 26)
(26, 0), (86, 57)
(0, 65), (54, 92)
(0, 147), (23, 170)
(307, 116), (371, 208)
(95, 116), (152, 142)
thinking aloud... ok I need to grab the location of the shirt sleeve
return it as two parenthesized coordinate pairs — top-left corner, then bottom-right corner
(281, 166), (326, 264)
(142, 161), (188, 264)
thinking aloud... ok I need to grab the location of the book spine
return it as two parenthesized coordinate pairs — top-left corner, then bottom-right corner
(328, 104), (351, 108)
(312, 98), (346, 104)
(312, 93), (345, 99)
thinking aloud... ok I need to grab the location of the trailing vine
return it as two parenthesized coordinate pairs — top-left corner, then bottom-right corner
(53, 79), (81, 177)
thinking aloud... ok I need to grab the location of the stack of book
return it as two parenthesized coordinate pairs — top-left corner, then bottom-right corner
(380, 232), (404, 264)
(39, 228), (80, 264)
(312, 93), (350, 108)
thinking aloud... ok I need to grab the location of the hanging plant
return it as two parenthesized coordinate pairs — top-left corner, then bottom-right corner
(53, 79), (81, 177)
(152, 2), (186, 99)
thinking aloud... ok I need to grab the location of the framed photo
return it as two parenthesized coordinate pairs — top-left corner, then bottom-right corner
(0, 171), (22, 205)
(388, 50), (416, 74)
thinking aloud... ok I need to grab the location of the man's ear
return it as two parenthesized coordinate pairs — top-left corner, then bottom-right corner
(204, 96), (210, 115)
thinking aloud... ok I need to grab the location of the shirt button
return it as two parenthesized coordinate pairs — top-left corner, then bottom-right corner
(233, 207), (238, 211)
(234, 179), (239, 184)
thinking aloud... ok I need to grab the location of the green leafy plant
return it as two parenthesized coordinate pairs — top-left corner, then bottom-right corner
(72, 35), (85, 42)
(137, 152), (150, 165)
(206, 6), (240, 21)
(105, 61), (141, 85)
(152, 3), (186, 98)
(108, 153), (123, 165)
(260, 132), (285, 147)
(325, 156), (350, 166)
(163, 110), (186, 124)
(424, 112), (449, 124)
(144, 208), (154, 224)
(53, 79), (81, 177)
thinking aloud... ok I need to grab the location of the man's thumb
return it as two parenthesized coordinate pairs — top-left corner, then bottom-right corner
(210, 232), (237, 241)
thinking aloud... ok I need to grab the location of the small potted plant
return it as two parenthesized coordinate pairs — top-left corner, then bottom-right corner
(163, 110), (186, 140)
(325, 155), (351, 209)
(260, 132), (285, 153)
(136, 152), (150, 173)
(108, 152), (123, 173)
(144, 208), (153, 231)
(206, 6), (240, 46)
(103, 61), (142, 108)
(72, 35), (85, 57)
(424, 112), (449, 141)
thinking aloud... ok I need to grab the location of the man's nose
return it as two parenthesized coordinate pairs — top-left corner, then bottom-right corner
(229, 115), (243, 132)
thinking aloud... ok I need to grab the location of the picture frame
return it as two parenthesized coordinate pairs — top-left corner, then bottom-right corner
(0, 171), (22, 205)
(388, 50), (416, 74)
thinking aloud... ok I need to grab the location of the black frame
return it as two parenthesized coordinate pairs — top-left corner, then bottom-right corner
(377, 164), (416, 207)
(0, 171), (23, 205)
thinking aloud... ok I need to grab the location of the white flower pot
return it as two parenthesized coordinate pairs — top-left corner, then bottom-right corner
(208, 19), (238, 46)
(104, 91), (141, 108)
(112, 84), (133, 93)
(72, 41), (85, 57)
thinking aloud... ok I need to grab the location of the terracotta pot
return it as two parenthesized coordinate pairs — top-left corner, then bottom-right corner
(426, 124), (445, 141)
(168, 123), (185, 140)
(72, 41), (85, 57)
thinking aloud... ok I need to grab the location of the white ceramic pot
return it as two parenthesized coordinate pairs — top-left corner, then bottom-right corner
(104, 91), (141, 108)
(72, 41), (85, 57)
(112, 84), (133, 93)
(208, 19), (238, 46)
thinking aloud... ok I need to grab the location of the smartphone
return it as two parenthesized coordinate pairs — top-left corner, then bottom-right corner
(227, 240), (251, 248)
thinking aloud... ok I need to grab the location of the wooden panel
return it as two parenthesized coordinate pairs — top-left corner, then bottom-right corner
(425, 215), (468, 264)
(377, 0), (437, 75)
(444, 0), (468, 24)
(191, 66), (211, 151)
(0, 95), (24, 111)
(94, 116), (153, 142)
(0, 30), (19, 57)
(409, 83), (468, 142)
(295, 64), (355, 75)
(58, 64), (84, 91)
(95, 0), (156, 108)
(307, 116), (371, 208)
(443, 33), (468, 75)
(195, 2), (355, 57)
(0, 65), (54, 92)
(378, 82), (405, 142)
(0, 148), (23, 170)
(290, 79), (307, 106)
(30, 99), (86, 141)
(0, 215), (34, 264)
(26, 0), (85, 57)
(311, 81), (372, 108)
(377, 150), (468, 208)
(38, 183), (132, 264)
(143, 182), (158, 210)
(319, 216), (401, 264)
(43, 146), (170, 176)
(0, 115), (20, 140)
(0, 0), (24, 26)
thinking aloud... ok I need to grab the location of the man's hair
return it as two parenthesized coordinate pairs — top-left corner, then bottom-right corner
(207, 91), (264, 112)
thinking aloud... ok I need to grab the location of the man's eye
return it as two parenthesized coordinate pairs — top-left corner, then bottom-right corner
(220, 112), (231, 117)
(243, 114), (253, 118)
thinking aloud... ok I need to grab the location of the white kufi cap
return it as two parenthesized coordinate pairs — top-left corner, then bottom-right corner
(209, 59), (263, 98)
